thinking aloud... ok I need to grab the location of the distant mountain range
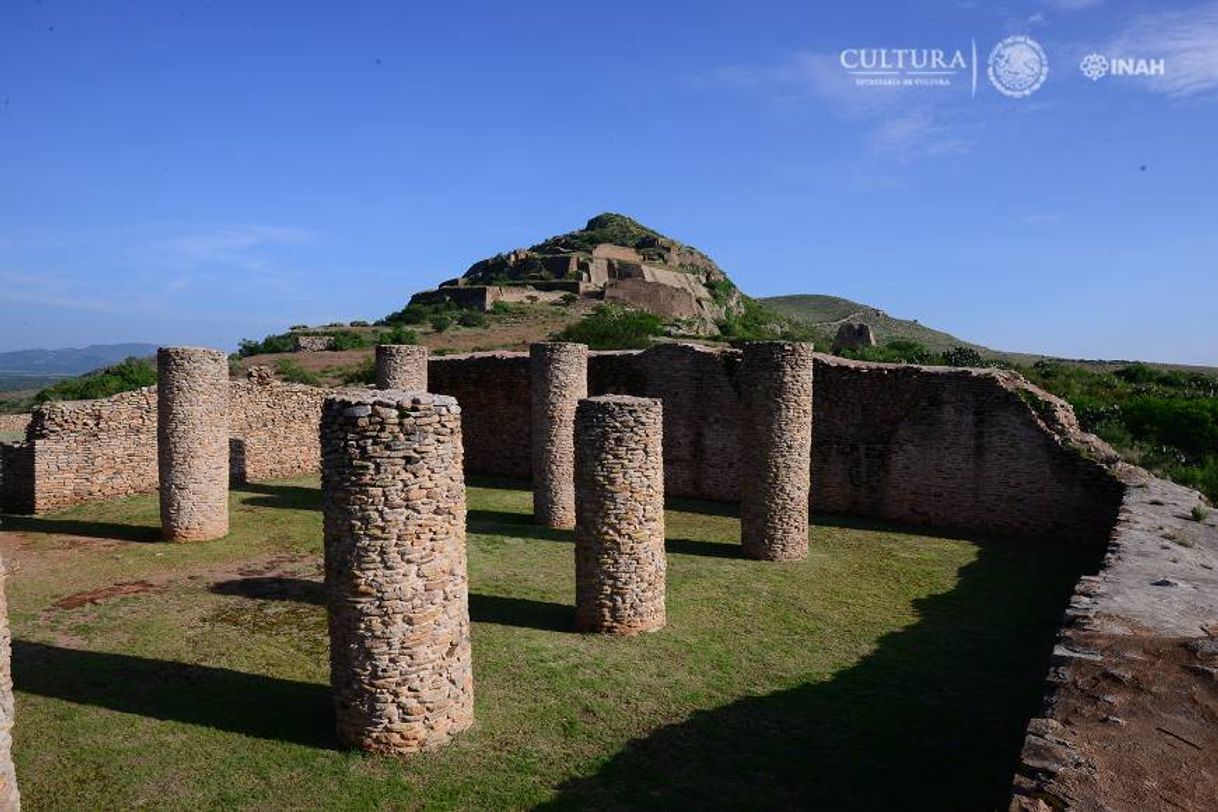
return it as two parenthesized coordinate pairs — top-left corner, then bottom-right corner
(0, 343), (158, 392)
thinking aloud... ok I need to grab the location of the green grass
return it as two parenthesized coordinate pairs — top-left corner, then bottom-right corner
(1, 478), (1093, 810)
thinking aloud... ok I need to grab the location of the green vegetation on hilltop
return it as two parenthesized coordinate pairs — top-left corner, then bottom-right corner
(552, 304), (664, 349)
(237, 325), (419, 357)
(33, 357), (157, 404)
(530, 212), (668, 255)
(1021, 361), (1218, 502)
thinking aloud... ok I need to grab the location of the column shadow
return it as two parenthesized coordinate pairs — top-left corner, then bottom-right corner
(12, 641), (334, 748)
(232, 482), (322, 510)
(0, 515), (160, 543)
(540, 537), (1104, 811)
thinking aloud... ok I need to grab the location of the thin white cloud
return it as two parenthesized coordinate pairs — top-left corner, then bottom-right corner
(696, 51), (973, 159)
(1110, 2), (1218, 98)
(1045, 0), (1104, 10)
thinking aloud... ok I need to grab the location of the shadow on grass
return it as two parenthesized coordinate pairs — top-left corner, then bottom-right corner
(12, 641), (334, 748)
(233, 482), (321, 511)
(210, 576), (324, 605)
(208, 575), (571, 634)
(664, 537), (743, 559)
(664, 496), (739, 518)
(540, 537), (1105, 811)
(0, 515), (160, 543)
(469, 593), (574, 632)
(467, 509), (572, 543)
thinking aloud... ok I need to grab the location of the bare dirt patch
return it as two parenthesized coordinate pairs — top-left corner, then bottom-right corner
(53, 581), (160, 610)
(1013, 627), (1218, 811)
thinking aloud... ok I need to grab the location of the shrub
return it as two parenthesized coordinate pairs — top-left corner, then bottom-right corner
(327, 330), (370, 351)
(238, 333), (295, 357)
(553, 304), (664, 350)
(430, 314), (453, 333)
(274, 359), (322, 386)
(35, 357), (158, 403)
(458, 310), (488, 328)
(559, 293), (579, 306)
(1191, 504), (1211, 522)
(349, 320), (370, 327)
(941, 346), (984, 368)
(377, 325), (420, 345)
(490, 300), (519, 316)
(339, 359), (376, 386)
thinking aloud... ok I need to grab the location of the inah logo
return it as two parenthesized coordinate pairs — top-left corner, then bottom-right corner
(1080, 53), (1109, 81)
(1079, 52), (1165, 82)
(987, 35), (1049, 98)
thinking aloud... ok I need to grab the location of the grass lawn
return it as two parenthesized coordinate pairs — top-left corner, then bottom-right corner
(0, 478), (1093, 810)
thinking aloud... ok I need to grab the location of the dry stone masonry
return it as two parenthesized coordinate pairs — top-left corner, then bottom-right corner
(375, 344), (429, 391)
(0, 562), (17, 811)
(157, 347), (229, 542)
(321, 390), (473, 755)
(740, 342), (815, 561)
(574, 395), (666, 635)
(530, 342), (587, 528)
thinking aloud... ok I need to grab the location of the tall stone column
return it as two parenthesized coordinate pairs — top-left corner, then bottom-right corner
(530, 342), (587, 528)
(157, 347), (230, 542)
(321, 390), (473, 754)
(740, 342), (814, 561)
(0, 561), (19, 811)
(574, 395), (666, 635)
(375, 344), (429, 391)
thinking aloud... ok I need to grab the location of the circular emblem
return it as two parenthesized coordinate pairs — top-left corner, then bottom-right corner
(1080, 53), (1109, 81)
(987, 35), (1049, 98)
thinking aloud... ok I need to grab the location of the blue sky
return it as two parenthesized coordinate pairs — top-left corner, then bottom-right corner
(1, 0), (1216, 363)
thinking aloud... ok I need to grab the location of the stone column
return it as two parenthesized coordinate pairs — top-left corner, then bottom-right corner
(157, 347), (230, 542)
(574, 395), (666, 635)
(740, 342), (814, 561)
(530, 342), (587, 528)
(321, 390), (473, 755)
(375, 344), (429, 391)
(0, 561), (19, 811)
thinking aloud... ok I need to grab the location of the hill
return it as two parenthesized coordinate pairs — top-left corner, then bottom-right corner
(760, 295), (984, 354)
(409, 213), (750, 335)
(0, 342), (159, 393)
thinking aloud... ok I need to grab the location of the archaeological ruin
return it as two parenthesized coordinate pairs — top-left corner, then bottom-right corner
(157, 347), (230, 542)
(375, 344), (429, 391)
(0, 336), (1214, 810)
(529, 342), (587, 529)
(574, 395), (667, 635)
(739, 342), (815, 561)
(320, 390), (474, 755)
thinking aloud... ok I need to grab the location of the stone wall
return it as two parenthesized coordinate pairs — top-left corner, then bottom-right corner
(1010, 468), (1218, 811)
(28, 387), (159, 513)
(10, 380), (326, 513)
(229, 380), (325, 483)
(812, 357), (1125, 541)
(5, 344), (1127, 544)
(590, 344), (744, 501)
(0, 415), (28, 437)
(428, 352), (532, 478)
(293, 335), (335, 352)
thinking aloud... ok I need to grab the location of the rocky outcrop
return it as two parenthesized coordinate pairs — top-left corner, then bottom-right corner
(831, 322), (876, 352)
(409, 213), (743, 331)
